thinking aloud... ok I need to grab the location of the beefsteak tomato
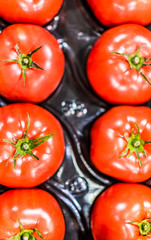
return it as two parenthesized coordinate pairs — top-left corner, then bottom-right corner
(0, 24), (65, 103)
(90, 105), (151, 182)
(87, 24), (151, 104)
(87, 0), (151, 27)
(0, 103), (65, 188)
(0, 0), (63, 26)
(91, 183), (151, 240)
(0, 188), (65, 240)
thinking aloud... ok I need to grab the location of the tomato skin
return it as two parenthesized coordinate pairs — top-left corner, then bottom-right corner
(91, 183), (151, 240)
(87, 24), (151, 105)
(0, 188), (65, 240)
(87, 0), (151, 27)
(0, 24), (65, 103)
(0, 0), (63, 26)
(0, 103), (65, 188)
(90, 106), (151, 182)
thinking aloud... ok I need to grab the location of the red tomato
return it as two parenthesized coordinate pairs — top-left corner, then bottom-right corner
(0, 188), (65, 240)
(87, 0), (151, 27)
(91, 183), (151, 240)
(87, 24), (151, 105)
(0, 24), (65, 103)
(90, 106), (151, 182)
(0, 103), (65, 188)
(0, 0), (63, 26)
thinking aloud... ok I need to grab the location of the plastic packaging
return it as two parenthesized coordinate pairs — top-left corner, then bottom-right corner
(1, 0), (150, 239)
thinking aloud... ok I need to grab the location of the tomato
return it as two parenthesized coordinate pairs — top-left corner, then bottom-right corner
(0, 0), (63, 26)
(90, 105), (151, 182)
(87, 24), (151, 105)
(0, 24), (65, 103)
(0, 103), (65, 188)
(87, 0), (151, 27)
(91, 183), (151, 240)
(0, 188), (65, 240)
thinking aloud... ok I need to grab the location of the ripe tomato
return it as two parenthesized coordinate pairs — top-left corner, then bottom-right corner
(0, 0), (63, 26)
(91, 183), (151, 240)
(0, 103), (65, 188)
(87, 24), (151, 105)
(87, 0), (151, 27)
(0, 24), (65, 103)
(0, 188), (65, 240)
(90, 105), (151, 182)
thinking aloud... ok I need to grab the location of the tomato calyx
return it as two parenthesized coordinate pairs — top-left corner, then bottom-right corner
(6, 219), (43, 240)
(3, 113), (54, 169)
(129, 218), (151, 236)
(2, 43), (44, 84)
(113, 45), (151, 85)
(120, 123), (151, 166)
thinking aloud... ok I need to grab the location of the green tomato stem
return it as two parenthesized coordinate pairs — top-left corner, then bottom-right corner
(6, 219), (43, 240)
(2, 43), (44, 85)
(112, 45), (151, 85)
(3, 113), (54, 169)
(129, 219), (151, 236)
(120, 122), (151, 166)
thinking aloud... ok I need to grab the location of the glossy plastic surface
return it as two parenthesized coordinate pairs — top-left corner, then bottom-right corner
(0, 0), (151, 239)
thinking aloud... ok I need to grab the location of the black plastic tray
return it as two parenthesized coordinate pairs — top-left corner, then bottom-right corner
(1, 0), (151, 239)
